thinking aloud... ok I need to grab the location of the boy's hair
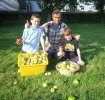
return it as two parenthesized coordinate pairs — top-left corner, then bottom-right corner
(31, 13), (41, 20)
(62, 27), (72, 36)
(52, 9), (62, 16)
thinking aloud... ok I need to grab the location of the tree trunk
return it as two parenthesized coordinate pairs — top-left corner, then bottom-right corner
(98, 2), (104, 24)
(47, 13), (51, 21)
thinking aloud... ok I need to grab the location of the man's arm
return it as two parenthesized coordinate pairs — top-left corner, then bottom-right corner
(72, 34), (80, 41)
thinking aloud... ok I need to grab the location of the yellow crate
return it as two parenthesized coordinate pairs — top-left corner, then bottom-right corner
(18, 52), (48, 76)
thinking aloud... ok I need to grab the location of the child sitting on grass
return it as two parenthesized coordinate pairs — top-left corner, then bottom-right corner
(16, 13), (47, 55)
(57, 27), (85, 66)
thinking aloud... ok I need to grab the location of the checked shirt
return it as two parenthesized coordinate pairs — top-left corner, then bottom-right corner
(42, 21), (67, 52)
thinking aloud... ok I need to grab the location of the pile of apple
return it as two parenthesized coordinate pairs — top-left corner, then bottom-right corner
(20, 53), (47, 65)
(57, 60), (79, 71)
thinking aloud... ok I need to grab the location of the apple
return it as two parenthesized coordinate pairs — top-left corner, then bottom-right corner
(50, 88), (55, 92)
(73, 79), (79, 85)
(23, 60), (27, 65)
(62, 61), (67, 65)
(16, 39), (22, 44)
(42, 82), (47, 87)
(43, 56), (46, 60)
(68, 96), (76, 100)
(45, 72), (48, 76)
(41, 53), (46, 57)
(39, 57), (43, 61)
(31, 54), (35, 57)
(57, 51), (63, 56)
(59, 46), (64, 52)
(17, 69), (20, 73)
(47, 72), (51, 76)
(14, 80), (18, 85)
(42, 60), (46, 63)
(53, 86), (58, 89)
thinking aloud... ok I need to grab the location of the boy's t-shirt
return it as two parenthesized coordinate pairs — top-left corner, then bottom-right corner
(61, 37), (79, 59)
(22, 26), (45, 53)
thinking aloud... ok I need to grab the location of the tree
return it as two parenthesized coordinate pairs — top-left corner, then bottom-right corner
(36, 0), (69, 21)
(68, 0), (78, 12)
(79, 0), (105, 23)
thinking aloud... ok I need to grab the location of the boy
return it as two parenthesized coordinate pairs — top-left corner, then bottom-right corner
(57, 27), (84, 66)
(16, 13), (47, 54)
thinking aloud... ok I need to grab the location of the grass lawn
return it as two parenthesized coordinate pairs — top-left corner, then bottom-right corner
(0, 23), (105, 100)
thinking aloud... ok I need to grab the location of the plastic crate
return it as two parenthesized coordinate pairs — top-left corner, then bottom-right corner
(18, 52), (48, 76)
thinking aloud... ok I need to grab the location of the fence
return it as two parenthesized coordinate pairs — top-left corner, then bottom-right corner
(0, 11), (101, 24)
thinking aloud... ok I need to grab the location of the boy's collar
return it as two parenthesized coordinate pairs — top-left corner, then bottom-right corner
(30, 25), (38, 29)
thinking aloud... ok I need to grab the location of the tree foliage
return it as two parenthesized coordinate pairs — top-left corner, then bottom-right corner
(36, 0), (68, 21)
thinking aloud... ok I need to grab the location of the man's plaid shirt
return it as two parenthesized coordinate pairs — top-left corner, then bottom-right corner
(42, 21), (67, 51)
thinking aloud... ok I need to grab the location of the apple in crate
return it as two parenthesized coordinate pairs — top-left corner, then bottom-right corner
(16, 39), (22, 44)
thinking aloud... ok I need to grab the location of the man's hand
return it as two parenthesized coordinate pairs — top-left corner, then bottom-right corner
(24, 20), (30, 28)
(75, 35), (80, 41)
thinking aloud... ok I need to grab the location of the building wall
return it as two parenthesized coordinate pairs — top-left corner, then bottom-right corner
(26, 1), (41, 12)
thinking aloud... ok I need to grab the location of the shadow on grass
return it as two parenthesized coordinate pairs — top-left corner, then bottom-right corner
(46, 44), (105, 73)
(47, 58), (62, 71)
(80, 44), (105, 73)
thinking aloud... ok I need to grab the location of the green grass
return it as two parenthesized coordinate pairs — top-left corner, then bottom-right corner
(0, 23), (105, 100)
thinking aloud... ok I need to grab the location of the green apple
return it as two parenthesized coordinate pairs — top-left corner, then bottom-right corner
(47, 72), (51, 75)
(45, 72), (48, 76)
(42, 82), (47, 87)
(42, 60), (46, 63)
(73, 79), (79, 85)
(53, 86), (58, 89)
(50, 88), (55, 92)
(68, 96), (76, 100)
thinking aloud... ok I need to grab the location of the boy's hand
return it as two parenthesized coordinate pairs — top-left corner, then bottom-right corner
(77, 60), (85, 66)
(59, 46), (64, 52)
(43, 51), (48, 56)
(25, 20), (30, 28)
(57, 51), (64, 57)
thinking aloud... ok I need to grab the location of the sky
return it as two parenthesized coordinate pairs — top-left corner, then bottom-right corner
(77, 0), (97, 12)
(77, 3), (97, 11)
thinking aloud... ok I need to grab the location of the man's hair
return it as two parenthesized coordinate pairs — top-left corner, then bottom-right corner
(62, 27), (72, 36)
(31, 13), (41, 20)
(52, 9), (62, 16)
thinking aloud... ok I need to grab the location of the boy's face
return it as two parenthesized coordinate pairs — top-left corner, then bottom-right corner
(31, 17), (40, 28)
(64, 34), (72, 41)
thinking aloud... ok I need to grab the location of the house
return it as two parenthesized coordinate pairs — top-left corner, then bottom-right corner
(0, 0), (41, 11)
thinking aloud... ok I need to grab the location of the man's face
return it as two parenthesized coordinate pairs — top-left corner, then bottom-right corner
(52, 13), (61, 26)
